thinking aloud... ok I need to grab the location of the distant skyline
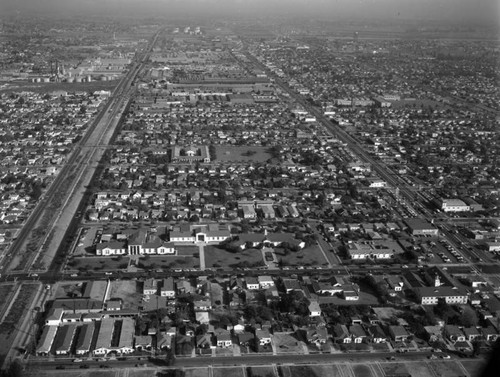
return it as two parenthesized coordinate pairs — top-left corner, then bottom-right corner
(0, 0), (498, 27)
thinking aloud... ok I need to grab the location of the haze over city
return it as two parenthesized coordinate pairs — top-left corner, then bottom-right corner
(0, 0), (499, 376)
(1, 0), (499, 25)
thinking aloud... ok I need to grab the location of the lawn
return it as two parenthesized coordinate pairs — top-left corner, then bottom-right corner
(204, 245), (264, 268)
(274, 245), (328, 267)
(137, 255), (199, 269)
(212, 367), (244, 377)
(68, 256), (128, 272)
(215, 146), (272, 163)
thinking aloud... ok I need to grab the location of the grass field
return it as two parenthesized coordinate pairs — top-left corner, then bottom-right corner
(128, 370), (158, 377)
(204, 245), (264, 268)
(212, 367), (244, 377)
(215, 146), (272, 163)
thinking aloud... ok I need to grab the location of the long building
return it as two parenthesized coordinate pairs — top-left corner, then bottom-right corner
(94, 318), (115, 355)
(55, 324), (78, 355)
(75, 322), (95, 355)
(36, 325), (58, 356)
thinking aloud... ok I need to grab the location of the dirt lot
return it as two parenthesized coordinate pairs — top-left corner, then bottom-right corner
(53, 281), (86, 299)
(108, 280), (141, 309)
(205, 245), (264, 268)
(215, 146), (272, 163)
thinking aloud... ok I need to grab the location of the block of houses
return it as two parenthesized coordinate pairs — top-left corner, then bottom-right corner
(161, 277), (176, 298)
(143, 278), (157, 295)
(308, 300), (322, 317)
(306, 326), (328, 344)
(349, 324), (368, 343)
(196, 333), (214, 349)
(481, 326), (499, 342)
(333, 324), (352, 344)
(214, 328), (232, 348)
(444, 325), (466, 342)
(256, 328), (271, 346)
(258, 276), (274, 289)
(245, 277), (260, 290)
(388, 325), (410, 342)
(237, 332), (255, 347)
(368, 324), (388, 343)
(463, 327), (482, 342)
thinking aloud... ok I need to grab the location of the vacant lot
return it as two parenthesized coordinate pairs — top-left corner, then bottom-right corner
(246, 366), (276, 377)
(216, 146), (272, 163)
(275, 245), (328, 267)
(128, 370), (158, 377)
(317, 290), (379, 306)
(460, 360), (486, 377)
(184, 368), (210, 377)
(69, 256), (127, 272)
(212, 367), (244, 377)
(205, 245), (264, 268)
(429, 360), (468, 377)
(283, 365), (343, 377)
(351, 364), (375, 377)
(0, 284), (14, 314)
(273, 333), (305, 354)
(108, 280), (141, 309)
(380, 362), (410, 376)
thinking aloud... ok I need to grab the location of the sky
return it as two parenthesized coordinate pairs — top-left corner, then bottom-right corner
(1, 0), (498, 26)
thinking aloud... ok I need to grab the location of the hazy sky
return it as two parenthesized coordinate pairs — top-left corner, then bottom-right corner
(1, 0), (498, 25)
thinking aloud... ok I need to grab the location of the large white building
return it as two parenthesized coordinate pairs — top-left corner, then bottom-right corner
(440, 199), (470, 212)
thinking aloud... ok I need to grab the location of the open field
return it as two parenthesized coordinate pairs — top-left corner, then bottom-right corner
(275, 245), (328, 267)
(184, 368), (210, 377)
(128, 370), (158, 377)
(246, 366), (276, 377)
(429, 360), (468, 377)
(0, 284), (15, 314)
(283, 365), (343, 377)
(317, 290), (379, 306)
(351, 364), (376, 377)
(109, 280), (141, 309)
(205, 245), (264, 268)
(215, 146), (272, 163)
(212, 367), (244, 377)
(272, 333), (305, 354)
(461, 359), (486, 377)
(380, 362), (410, 376)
